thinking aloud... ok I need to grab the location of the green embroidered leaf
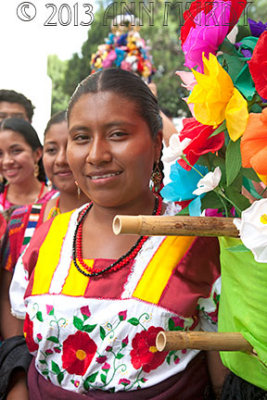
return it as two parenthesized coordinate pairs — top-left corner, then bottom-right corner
(51, 361), (61, 374)
(73, 316), (84, 330)
(166, 354), (171, 365)
(42, 369), (49, 376)
(36, 311), (43, 322)
(109, 387), (115, 393)
(116, 353), (124, 360)
(100, 373), (107, 384)
(47, 336), (59, 344)
(100, 326), (106, 340)
(226, 244), (249, 252)
(168, 318), (175, 330)
(39, 359), (47, 365)
(82, 324), (97, 333)
(83, 372), (99, 390)
(127, 318), (139, 326)
(57, 372), (64, 385)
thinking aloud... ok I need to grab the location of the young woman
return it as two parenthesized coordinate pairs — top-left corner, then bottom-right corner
(0, 111), (88, 339)
(0, 118), (52, 211)
(8, 69), (225, 399)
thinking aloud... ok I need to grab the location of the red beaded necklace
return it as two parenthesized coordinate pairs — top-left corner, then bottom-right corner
(72, 195), (162, 277)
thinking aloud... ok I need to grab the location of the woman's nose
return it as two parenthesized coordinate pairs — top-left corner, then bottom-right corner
(55, 148), (67, 165)
(2, 152), (14, 165)
(86, 137), (112, 165)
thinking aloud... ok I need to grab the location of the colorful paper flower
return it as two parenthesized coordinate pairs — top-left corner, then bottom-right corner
(62, 331), (97, 375)
(248, 18), (267, 38)
(161, 163), (208, 216)
(162, 133), (191, 163)
(181, 0), (247, 72)
(248, 31), (267, 100)
(24, 313), (39, 353)
(187, 53), (248, 141)
(234, 199), (267, 262)
(130, 326), (167, 373)
(178, 118), (225, 170)
(90, 18), (155, 82)
(193, 167), (222, 195)
(241, 108), (267, 184)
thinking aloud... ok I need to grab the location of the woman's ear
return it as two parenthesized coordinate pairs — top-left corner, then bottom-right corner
(33, 147), (43, 164)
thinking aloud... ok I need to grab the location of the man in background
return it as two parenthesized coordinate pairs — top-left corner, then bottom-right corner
(0, 89), (35, 123)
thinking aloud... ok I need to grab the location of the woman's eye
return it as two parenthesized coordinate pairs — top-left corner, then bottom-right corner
(45, 148), (57, 155)
(12, 148), (22, 155)
(73, 134), (89, 142)
(110, 131), (127, 139)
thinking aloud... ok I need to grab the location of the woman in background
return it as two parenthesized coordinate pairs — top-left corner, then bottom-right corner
(0, 118), (52, 212)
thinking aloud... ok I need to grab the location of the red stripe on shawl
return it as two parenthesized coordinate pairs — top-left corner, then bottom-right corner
(158, 237), (220, 317)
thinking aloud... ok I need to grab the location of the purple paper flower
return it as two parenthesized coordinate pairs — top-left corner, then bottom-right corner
(248, 18), (267, 37)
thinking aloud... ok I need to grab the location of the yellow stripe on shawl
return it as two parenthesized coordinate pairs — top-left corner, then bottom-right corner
(32, 211), (73, 295)
(133, 236), (195, 304)
(62, 260), (93, 296)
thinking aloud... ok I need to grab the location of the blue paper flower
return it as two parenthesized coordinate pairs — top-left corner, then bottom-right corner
(161, 163), (208, 216)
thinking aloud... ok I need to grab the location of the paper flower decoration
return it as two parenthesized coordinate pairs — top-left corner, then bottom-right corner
(178, 118), (225, 170)
(193, 167), (222, 195)
(90, 15), (155, 82)
(234, 199), (267, 262)
(161, 163), (208, 216)
(187, 53), (248, 141)
(241, 108), (267, 184)
(161, 133), (191, 163)
(248, 31), (267, 100)
(181, 0), (247, 72)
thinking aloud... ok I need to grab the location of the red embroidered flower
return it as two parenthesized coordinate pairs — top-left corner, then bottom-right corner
(178, 118), (225, 170)
(62, 331), (97, 375)
(24, 313), (38, 353)
(248, 31), (267, 100)
(130, 326), (168, 373)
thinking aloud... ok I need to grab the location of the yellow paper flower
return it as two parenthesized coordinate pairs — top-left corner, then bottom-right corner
(187, 53), (248, 141)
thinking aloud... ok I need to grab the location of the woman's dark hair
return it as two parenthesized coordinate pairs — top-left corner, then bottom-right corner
(0, 117), (46, 187)
(68, 68), (163, 139)
(67, 69), (164, 188)
(44, 110), (67, 138)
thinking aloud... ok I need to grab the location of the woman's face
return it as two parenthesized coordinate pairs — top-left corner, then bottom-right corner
(43, 121), (76, 194)
(67, 91), (162, 208)
(0, 129), (41, 184)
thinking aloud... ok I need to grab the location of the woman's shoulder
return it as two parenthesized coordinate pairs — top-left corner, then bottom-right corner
(38, 188), (59, 203)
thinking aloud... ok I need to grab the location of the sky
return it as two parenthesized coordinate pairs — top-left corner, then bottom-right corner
(0, 0), (97, 135)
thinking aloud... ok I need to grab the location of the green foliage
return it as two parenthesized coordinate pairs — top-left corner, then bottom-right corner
(47, 55), (69, 115)
(47, 0), (266, 117)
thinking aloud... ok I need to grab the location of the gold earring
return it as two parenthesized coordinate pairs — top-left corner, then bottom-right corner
(0, 174), (3, 183)
(151, 161), (163, 193)
(75, 181), (81, 199)
(34, 163), (39, 178)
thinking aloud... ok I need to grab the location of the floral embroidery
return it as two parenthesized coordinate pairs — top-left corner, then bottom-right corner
(24, 313), (38, 352)
(130, 326), (168, 373)
(62, 331), (97, 375)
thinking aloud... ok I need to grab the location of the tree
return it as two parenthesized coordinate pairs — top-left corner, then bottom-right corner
(47, 55), (69, 115)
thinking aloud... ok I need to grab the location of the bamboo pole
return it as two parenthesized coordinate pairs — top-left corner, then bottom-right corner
(156, 331), (253, 353)
(113, 215), (239, 237)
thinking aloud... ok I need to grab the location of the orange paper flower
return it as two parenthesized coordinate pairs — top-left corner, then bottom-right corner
(241, 108), (267, 184)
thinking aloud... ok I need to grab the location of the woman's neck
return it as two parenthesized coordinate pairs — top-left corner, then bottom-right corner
(7, 178), (44, 206)
(87, 192), (162, 230)
(58, 191), (88, 214)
